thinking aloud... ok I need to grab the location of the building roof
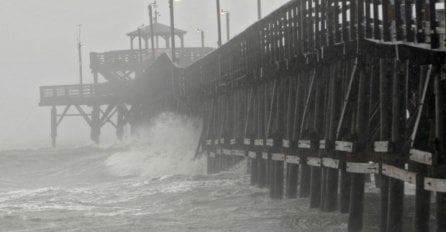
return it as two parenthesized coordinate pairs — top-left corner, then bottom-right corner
(127, 23), (187, 38)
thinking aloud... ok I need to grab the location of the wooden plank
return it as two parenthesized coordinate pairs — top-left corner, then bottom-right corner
(307, 157), (321, 167)
(232, 150), (245, 157)
(322, 158), (340, 169)
(266, 138), (274, 146)
(298, 140), (311, 149)
(248, 151), (257, 159)
(346, 162), (379, 174)
(374, 141), (390, 153)
(382, 164), (417, 184)
(409, 149), (433, 165)
(282, 139), (290, 148)
(255, 139), (264, 146)
(286, 155), (300, 164)
(425, 177), (446, 192)
(262, 152), (269, 160)
(335, 141), (354, 153)
(244, 138), (251, 145)
(319, 140), (326, 149)
(272, 153), (286, 161)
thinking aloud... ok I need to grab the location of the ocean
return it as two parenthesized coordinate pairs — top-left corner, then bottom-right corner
(0, 113), (348, 232)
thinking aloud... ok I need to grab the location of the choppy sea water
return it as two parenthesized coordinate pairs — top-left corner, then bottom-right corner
(0, 114), (348, 232)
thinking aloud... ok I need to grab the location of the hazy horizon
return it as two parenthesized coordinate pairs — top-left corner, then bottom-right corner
(0, 0), (289, 149)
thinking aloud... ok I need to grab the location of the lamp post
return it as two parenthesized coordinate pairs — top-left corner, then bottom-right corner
(216, 0), (222, 47)
(257, 0), (262, 20)
(169, 0), (176, 63)
(197, 29), (205, 48)
(76, 24), (83, 86)
(221, 10), (230, 41)
(148, 3), (156, 60)
(137, 26), (144, 73)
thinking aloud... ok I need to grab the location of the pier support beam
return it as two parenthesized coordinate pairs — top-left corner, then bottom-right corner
(116, 105), (125, 140)
(51, 106), (57, 147)
(339, 169), (351, 213)
(309, 166), (321, 207)
(386, 60), (405, 232)
(250, 155), (258, 185)
(91, 105), (100, 144)
(299, 163), (311, 198)
(379, 58), (391, 232)
(287, 161), (299, 198)
(434, 65), (446, 232)
(348, 60), (369, 232)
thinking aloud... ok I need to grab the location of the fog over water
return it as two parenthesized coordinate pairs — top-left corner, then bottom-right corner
(0, 0), (289, 150)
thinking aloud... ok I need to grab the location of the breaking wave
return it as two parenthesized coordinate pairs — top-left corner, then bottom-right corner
(105, 112), (206, 178)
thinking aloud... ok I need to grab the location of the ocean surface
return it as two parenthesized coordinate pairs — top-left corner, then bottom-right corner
(0, 114), (348, 232)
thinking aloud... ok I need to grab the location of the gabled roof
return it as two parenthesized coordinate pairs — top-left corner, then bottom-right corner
(127, 23), (187, 38)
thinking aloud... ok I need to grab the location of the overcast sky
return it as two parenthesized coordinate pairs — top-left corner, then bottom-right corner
(0, 0), (289, 149)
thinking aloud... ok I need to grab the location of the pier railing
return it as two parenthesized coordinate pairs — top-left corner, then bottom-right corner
(39, 83), (122, 106)
(184, 0), (446, 95)
(90, 47), (214, 73)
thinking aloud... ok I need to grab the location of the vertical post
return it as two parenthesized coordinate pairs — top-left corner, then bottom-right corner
(91, 69), (100, 144)
(405, 0), (414, 42)
(435, 66), (446, 232)
(386, 59), (405, 232)
(310, 80), (323, 208)
(226, 12), (230, 41)
(429, 0), (439, 48)
(257, 0), (262, 20)
(201, 30), (205, 48)
(348, 59), (369, 232)
(93, 71), (98, 84)
(382, 0), (391, 41)
(154, 8), (159, 49)
(415, 0), (425, 43)
(117, 105), (125, 141)
(373, 0), (381, 40)
(216, 0), (222, 47)
(148, 4), (156, 60)
(169, 0), (177, 62)
(365, 0), (372, 38)
(288, 75), (301, 199)
(130, 36), (134, 50)
(137, 28), (144, 74)
(395, 0), (403, 41)
(379, 58), (391, 232)
(324, 63), (339, 212)
(51, 106), (57, 147)
(77, 28), (83, 86)
(412, 65), (431, 232)
(91, 106), (100, 144)
(144, 38), (149, 50)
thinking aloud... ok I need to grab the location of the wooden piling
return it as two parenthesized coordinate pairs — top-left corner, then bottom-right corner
(386, 59), (404, 232)
(51, 106), (57, 147)
(379, 58), (391, 232)
(348, 58), (369, 232)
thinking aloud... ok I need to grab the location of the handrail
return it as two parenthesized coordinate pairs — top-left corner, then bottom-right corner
(183, 0), (446, 94)
(90, 47), (214, 71)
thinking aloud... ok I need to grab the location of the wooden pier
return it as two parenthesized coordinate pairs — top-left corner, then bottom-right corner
(40, 1), (446, 231)
(39, 23), (213, 146)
